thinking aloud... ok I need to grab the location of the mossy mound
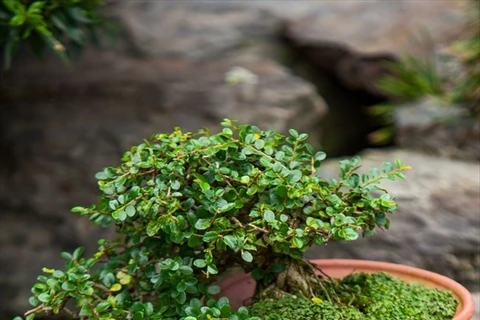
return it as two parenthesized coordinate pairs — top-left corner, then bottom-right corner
(248, 296), (365, 320)
(248, 272), (457, 320)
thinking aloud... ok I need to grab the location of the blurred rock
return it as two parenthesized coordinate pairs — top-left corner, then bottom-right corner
(474, 292), (480, 320)
(282, 0), (469, 94)
(394, 97), (480, 161)
(118, 1), (281, 60)
(308, 148), (480, 291)
(119, 0), (469, 96)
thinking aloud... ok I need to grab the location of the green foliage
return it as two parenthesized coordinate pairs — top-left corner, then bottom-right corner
(248, 273), (457, 320)
(376, 55), (444, 101)
(0, 0), (110, 69)
(448, 34), (480, 111)
(19, 119), (409, 319)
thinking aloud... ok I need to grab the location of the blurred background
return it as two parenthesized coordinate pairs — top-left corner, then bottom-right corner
(0, 0), (479, 318)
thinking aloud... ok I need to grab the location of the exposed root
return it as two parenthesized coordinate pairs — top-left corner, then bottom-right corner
(254, 259), (341, 304)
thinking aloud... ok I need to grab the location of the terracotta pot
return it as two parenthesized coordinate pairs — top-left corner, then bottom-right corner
(218, 259), (475, 320)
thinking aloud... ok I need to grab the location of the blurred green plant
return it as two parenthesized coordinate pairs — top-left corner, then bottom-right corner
(376, 55), (444, 102)
(0, 0), (113, 69)
(447, 16), (480, 112)
(368, 2), (480, 145)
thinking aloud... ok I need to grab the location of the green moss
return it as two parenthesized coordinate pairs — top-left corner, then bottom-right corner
(249, 272), (458, 320)
(248, 296), (365, 320)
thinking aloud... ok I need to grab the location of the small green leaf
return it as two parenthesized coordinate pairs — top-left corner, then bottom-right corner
(110, 283), (122, 292)
(395, 159), (403, 168)
(246, 185), (258, 195)
(240, 176), (250, 184)
(193, 173), (208, 183)
(382, 162), (394, 173)
(125, 205), (136, 217)
(344, 228), (359, 240)
(61, 252), (73, 260)
(298, 133), (308, 141)
(245, 134), (255, 144)
(53, 270), (65, 278)
(292, 237), (304, 248)
(202, 231), (218, 242)
(254, 139), (265, 149)
(207, 285), (221, 295)
(200, 181), (210, 191)
(38, 293), (50, 303)
(275, 186), (288, 197)
(259, 157), (271, 168)
(314, 151), (327, 161)
(179, 265), (193, 275)
(306, 217), (323, 229)
(207, 264), (218, 275)
(241, 251), (253, 262)
(146, 220), (161, 236)
(222, 128), (233, 135)
(73, 247), (84, 260)
(218, 202), (235, 213)
(112, 210), (127, 221)
(79, 305), (92, 316)
(61, 281), (75, 291)
(288, 129), (299, 138)
(71, 206), (86, 213)
(223, 235), (240, 251)
(264, 210), (275, 223)
(171, 180), (181, 190)
(288, 170), (302, 183)
(95, 301), (110, 313)
(177, 281), (187, 292)
(195, 219), (211, 230)
(95, 172), (108, 180)
(176, 291), (187, 304)
(193, 259), (207, 268)
(188, 236), (203, 247)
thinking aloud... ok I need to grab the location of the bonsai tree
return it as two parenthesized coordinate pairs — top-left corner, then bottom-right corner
(19, 119), (410, 320)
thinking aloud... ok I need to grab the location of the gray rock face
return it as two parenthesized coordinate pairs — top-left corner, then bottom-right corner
(307, 148), (480, 291)
(118, 0), (468, 95)
(394, 97), (480, 161)
(119, 2), (281, 60)
(284, 0), (468, 56)
(474, 292), (480, 320)
(282, 0), (469, 94)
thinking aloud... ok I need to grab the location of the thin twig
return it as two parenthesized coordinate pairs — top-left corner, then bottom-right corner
(231, 217), (269, 234)
(64, 307), (80, 319)
(93, 282), (111, 294)
(25, 304), (49, 316)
